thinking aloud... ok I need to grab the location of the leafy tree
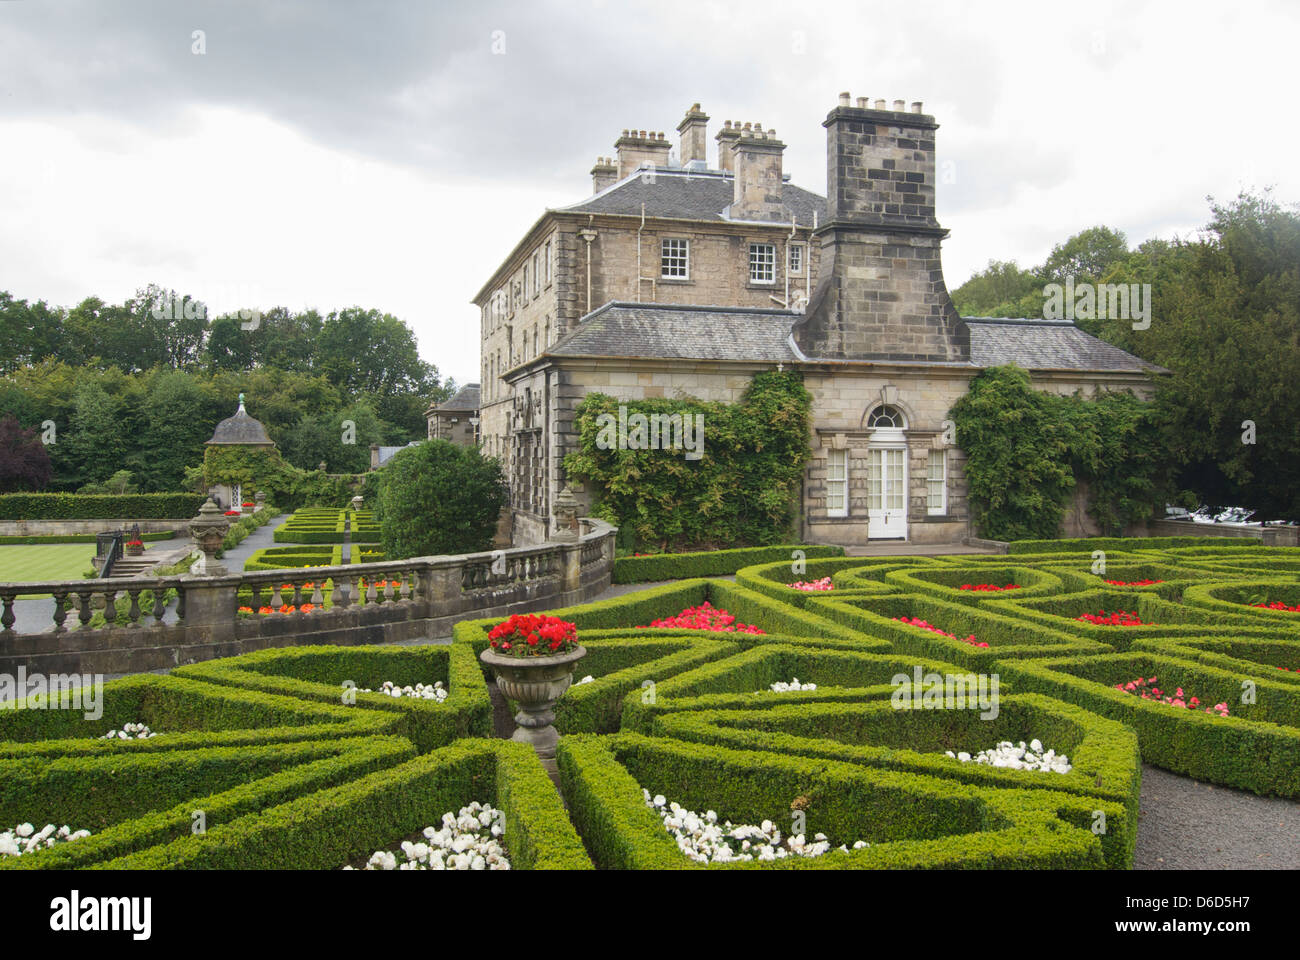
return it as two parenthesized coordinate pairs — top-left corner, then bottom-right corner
(1041, 226), (1130, 284)
(79, 469), (138, 495)
(0, 415), (52, 492)
(950, 260), (1042, 318)
(65, 381), (129, 489)
(377, 440), (506, 559)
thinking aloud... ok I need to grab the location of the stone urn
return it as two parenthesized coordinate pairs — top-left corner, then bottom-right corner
(480, 645), (587, 759)
(124, 540), (144, 556)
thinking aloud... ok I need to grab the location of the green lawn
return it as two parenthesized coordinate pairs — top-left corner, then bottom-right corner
(0, 543), (97, 589)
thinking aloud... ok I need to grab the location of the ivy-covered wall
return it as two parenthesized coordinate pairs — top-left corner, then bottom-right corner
(950, 365), (1169, 541)
(202, 445), (362, 512)
(563, 371), (812, 551)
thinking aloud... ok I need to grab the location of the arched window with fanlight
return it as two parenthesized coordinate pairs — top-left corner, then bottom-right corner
(866, 404), (906, 430)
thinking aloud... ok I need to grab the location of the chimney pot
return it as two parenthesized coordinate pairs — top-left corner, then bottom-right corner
(838, 91), (851, 106)
(912, 101), (923, 113)
(874, 99), (885, 109)
(856, 97), (869, 108)
(893, 99), (905, 112)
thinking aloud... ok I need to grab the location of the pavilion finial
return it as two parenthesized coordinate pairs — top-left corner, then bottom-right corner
(237, 392), (246, 413)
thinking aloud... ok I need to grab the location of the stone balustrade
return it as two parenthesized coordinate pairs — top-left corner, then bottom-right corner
(0, 518), (617, 676)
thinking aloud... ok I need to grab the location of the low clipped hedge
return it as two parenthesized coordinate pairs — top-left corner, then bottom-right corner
(0, 673), (400, 755)
(557, 733), (1122, 869)
(273, 508), (381, 545)
(1007, 536), (1266, 554)
(882, 564), (1065, 604)
(0, 531), (176, 545)
(173, 645), (491, 753)
(0, 493), (205, 521)
(102, 739), (592, 870)
(1178, 579), (1300, 627)
(996, 650), (1300, 797)
(637, 693), (1140, 862)
(0, 735), (415, 869)
(1132, 635), (1300, 686)
(734, 556), (925, 608)
(613, 545), (844, 584)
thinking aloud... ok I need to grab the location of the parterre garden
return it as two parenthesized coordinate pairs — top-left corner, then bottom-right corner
(3, 538), (1298, 870)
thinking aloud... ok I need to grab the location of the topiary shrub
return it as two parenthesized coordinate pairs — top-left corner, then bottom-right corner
(376, 439), (506, 559)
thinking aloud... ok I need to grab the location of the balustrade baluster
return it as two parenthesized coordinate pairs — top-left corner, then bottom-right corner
(103, 590), (118, 627)
(335, 575), (353, 609)
(127, 589), (142, 625)
(0, 592), (15, 635)
(51, 590), (68, 633)
(76, 590), (94, 629)
(153, 584), (169, 625)
(269, 582), (284, 611)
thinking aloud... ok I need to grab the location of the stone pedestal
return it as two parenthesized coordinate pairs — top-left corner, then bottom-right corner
(188, 499), (231, 577)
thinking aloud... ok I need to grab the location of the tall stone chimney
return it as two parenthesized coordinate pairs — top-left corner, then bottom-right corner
(614, 130), (672, 178)
(590, 156), (617, 193)
(730, 126), (785, 222)
(677, 103), (709, 166)
(793, 94), (969, 362)
(714, 120), (741, 172)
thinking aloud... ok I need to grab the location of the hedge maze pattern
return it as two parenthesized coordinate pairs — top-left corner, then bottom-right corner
(3, 540), (1297, 869)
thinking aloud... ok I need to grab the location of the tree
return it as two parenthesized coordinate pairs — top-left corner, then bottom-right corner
(0, 415), (52, 492)
(1041, 226), (1130, 284)
(950, 260), (1043, 318)
(376, 440), (506, 559)
(65, 381), (129, 489)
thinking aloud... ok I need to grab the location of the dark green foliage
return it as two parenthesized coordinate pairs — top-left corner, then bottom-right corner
(376, 439), (506, 559)
(0, 492), (204, 520)
(564, 371), (812, 551)
(950, 365), (1169, 540)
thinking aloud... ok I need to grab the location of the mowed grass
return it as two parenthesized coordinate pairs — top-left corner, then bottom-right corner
(0, 544), (96, 596)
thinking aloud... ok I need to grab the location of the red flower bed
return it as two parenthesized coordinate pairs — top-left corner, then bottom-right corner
(488, 614), (579, 656)
(958, 583), (1021, 592)
(239, 603), (317, 615)
(1103, 579), (1164, 587)
(1113, 676), (1229, 716)
(1254, 601), (1300, 612)
(892, 615), (988, 648)
(636, 602), (765, 634)
(1076, 610), (1154, 626)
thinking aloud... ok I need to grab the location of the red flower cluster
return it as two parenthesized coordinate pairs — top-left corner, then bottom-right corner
(1113, 675), (1229, 716)
(892, 615), (989, 648)
(238, 603), (316, 615)
(224, 510), (241, 517)
(636, 602), (765, 634)
(1104, 579), (1164, 586)
(241, 501), (254, 507)
(958, 583), (1021, 592)
(488, 614), (578, 657)
(1277, 665), (1300, 673)
(1254, 601), (1300, 612)
(1077, 610), (1153, 626)
(125, 539), (144, 548)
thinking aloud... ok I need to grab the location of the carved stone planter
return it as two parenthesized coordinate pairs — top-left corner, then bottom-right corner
(479, 645), (587, 759)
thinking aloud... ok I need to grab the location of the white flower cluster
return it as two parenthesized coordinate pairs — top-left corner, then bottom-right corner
(99, 722), (156, 740)
(360, 681), (447, 702)
(944, 739), (1072, 773)
(769, 677), (817, 692)
(574, 675), (595, 686)
(1, 823), (91, 858)
(346, 803), (510, 870)
(644, 791), (868, 863)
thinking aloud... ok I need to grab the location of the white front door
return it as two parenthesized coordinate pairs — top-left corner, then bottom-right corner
(867, 447), (907, 539)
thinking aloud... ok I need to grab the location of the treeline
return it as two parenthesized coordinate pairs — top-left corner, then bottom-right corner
(952, 191), (1300, 520)
(0, 285), (454, 493)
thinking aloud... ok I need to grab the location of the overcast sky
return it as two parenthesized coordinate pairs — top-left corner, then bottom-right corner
(1, 0), (1295, 386)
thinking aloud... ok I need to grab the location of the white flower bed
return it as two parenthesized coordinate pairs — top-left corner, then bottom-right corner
(1, 823), (91, 858)
(944, 739), (1072, 773)
(359, 681), (447, 702)
(99, 722), (156, 740)
(574, 675), (595, 686)
(345, 802), (510, 870)
(769, 677), (817, 692)
(644, 791), (868, 863)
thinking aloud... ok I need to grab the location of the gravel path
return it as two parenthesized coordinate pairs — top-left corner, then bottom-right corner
(1135, 764), (1300, 869)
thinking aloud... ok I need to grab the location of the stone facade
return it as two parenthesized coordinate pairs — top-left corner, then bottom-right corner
(471, 98), (1159, 547)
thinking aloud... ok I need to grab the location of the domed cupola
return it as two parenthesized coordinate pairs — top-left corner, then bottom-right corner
(206, 393), (275, 448)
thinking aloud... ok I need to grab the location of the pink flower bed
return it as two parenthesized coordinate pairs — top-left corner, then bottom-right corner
(636, 602), (765, 634)
(892, 616), (989, 648)
(1113, 676), (1229, 717)
(786, 578), (833, 592)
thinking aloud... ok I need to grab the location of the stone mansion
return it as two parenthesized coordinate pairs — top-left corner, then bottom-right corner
(466, 95), (1157, 546)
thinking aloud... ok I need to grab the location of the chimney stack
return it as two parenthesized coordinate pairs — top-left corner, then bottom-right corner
(677, 103), (709, 167)
(590, 156), (617, 193)
(731, 125), (786, 221)
(792, 93), (968, 363)
(614, 130), (672, 178)
(714, 120), (741, 172)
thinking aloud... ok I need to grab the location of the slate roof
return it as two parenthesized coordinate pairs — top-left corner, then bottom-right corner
(207, 400), (274, 445)
(375, 441), (422, 466)
(538, 304), (1162, 375)
(560, 168), (826, 225)
(964, 318), (1165, 373)
(436, 383), (481, 412)
(545, 302), (801, 363)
